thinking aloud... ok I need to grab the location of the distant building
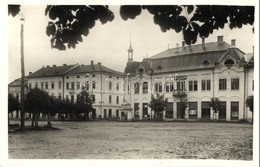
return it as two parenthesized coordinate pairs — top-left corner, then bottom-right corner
(123, 36), (254, 121)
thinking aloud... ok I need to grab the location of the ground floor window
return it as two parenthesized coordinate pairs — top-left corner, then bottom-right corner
(219, 102), (226, 120)
(231, 102), (239, 120)
(165, 102), (173, 119)
(104, 109), (107, 118)
(116, 110), (119, 118)
(108, 109), (112, 118)
(134, 103), (139, 118)
(201, 102), (210, 119)
(142, 103), (148, 118)
(189, 102), (197, 119)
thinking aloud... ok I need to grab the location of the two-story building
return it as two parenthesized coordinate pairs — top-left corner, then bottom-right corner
(124, 36), (254, 121)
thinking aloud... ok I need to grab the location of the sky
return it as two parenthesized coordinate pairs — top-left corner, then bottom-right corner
(8, 5), (255, 83)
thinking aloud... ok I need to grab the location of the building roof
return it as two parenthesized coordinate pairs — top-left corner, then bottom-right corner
(27, 64), (78, 78)
(68, 63), (124, 76)
(125, 40), (246, 75)
(9, 78), (22, 87)
(150, 42), (240, 59)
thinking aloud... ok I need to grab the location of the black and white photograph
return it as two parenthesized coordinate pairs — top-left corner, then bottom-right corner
(2, 0), (259, 167)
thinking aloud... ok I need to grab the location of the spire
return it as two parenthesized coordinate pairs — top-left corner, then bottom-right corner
(127, 32), (133, 62)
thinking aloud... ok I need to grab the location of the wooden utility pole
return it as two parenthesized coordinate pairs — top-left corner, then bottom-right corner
(20, 15), (25, 128)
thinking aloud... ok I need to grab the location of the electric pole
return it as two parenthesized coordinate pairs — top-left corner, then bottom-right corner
(20, 15), (25, 128)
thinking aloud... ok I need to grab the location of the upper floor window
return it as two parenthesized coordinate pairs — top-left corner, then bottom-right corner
(58, 81), (62, 89)
(134, 82), (140, 94)
(177, 80), (186, 91)
(45, 82), (48, 89)
(165, 82), (174, 92)
(41, 82), (44, 89)
(92, 80), (96, 89)
(85, 81), (89, 90)
(77, 81), (80, 89)
(109, 81), (112, 90)
(51, 81), (54, 89)
(116, 83), (120, 91)
(202, 79), (211, 91)
(29, 83), (32, 90)
(116, 96), (119, 104)
(189, 80), (198, 91)
(231, 78), (239, 90)
(154, 82), (163, 93)
(66, 82), (69, 89)
(109, 95), (112, 103)
(71, 82), (75, 90)
(143, 82), (148, 94)
(219, 79), (227, 90)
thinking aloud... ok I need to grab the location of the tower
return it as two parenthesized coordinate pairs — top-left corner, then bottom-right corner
(128, 41), (133, 62)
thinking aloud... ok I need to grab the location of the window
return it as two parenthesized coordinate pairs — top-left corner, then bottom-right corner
(165, 82), (174, 92)
(202, 79), (211, 91)
(189, 80), (198, 91)
(45, 82), (48, 89)
(142, 103), (148, 118)
(201, 102), (210, 119)
(109, 81), (112, 90)
(66, 95), (69, 101)
(58, 81), (62, 89)
(77, 75), (80, 78)
(155, 82), (163, 93)
(134, 82), (140, 94)
(85, 81), (89, 90)
(66, 82), (69, 89)
(109, 95), (112, 103)
(91, 95), (95, 102)
(231, 102), (239, 120)
(35, 82), (38, 88)
(51, 81), (54, 89)
(41, 82), (44, 89)
(189, 102), (197, 119)
(177, 80), (186, 91)
(252, 80), (254, 91)
(143, 82), (148, 94)
(71, 82), (75, 89)
(231, 78), (239, 90)
(219, 79), (227, 90)
(77, 81), (80, 89)
(134, 103), (139, 118)
(29, 83), (32, 90)
(92, 80), (96, 89)
(219, 102), (226, 120)
(116, 83), (119, 91)
(66, 76), (69, 79)
(116, 96), (119, 104)
(104, 109), (107, 118)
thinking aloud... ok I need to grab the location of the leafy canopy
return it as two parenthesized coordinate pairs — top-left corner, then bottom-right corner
(149, 93), (168, 113)
(9, 5), (254, 50)
(8, 93), (20, 113)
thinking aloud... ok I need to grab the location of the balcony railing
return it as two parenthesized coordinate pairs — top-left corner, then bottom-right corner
(172, 89), (187, 97)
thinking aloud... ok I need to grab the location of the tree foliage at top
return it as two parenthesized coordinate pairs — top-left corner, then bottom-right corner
(9, 5), (254, 50)
(76, 86), (95, 113)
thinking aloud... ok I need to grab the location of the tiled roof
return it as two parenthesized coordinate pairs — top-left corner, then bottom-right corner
(27, 64), (78, 78)
(68, 64), (124, 76)
(9, 78), (28, 87)
(150, 42), (239, 59)
(124, 61), (142, 74)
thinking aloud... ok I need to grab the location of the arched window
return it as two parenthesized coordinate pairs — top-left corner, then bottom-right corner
(134, 82), (140, 94)
(143, 82), (148, 94)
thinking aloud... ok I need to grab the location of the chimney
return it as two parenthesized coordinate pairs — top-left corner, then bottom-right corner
(231, 39), (236, 46)
(63, 64), (67, 66)
(91, 60), (94, 65)
(182, 41), (185, 47)
(53, 65), (56, 67)
(202, 37), (205, 48)
(46, 65), (50, 68)
(217, 36), (223, 44)
(29, 72), (32, 75)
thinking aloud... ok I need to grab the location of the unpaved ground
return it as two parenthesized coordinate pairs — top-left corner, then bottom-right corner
(8, 121), (253, 159)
